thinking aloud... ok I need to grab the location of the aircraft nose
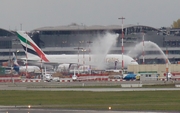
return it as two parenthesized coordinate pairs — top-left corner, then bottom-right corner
(134, 62), (138, 65)
(131, 61), (138, 65)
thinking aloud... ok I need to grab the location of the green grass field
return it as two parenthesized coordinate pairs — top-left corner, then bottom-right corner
(0, 90), (180, 111)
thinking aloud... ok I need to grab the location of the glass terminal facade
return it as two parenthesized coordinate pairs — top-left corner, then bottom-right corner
(0, 25), (180, 64)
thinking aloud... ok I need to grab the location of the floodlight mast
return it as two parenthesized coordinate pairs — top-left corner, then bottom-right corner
(118, 17), (125, 74)
(25, 36), (28, 77)
(74, 47), (83, 74)
(166, 46), (169, 81)
(87, 41), (92, 74)
(81, 48), (86, 72)
(142, 31), (145, 64)
(40, 55), (43, 78)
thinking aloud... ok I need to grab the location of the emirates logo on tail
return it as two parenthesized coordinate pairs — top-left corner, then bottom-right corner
(16, 31), (49, 62)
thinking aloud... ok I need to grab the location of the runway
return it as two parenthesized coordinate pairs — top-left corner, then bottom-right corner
(0, 108), (176, 113)
(0, 82), (180, 91)
(1, 86), (180, 91)
(0, 79), (179, 87)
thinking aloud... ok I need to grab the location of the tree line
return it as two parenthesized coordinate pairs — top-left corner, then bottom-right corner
(172, 19), (180, 28)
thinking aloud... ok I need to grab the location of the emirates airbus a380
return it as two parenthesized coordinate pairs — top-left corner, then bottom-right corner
(16, 31), (138, 70)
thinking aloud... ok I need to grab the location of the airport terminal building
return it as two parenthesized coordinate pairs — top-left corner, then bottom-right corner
(0, 24), (180, 64)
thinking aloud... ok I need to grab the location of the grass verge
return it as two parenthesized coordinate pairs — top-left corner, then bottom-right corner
(0, 90), (180, 111)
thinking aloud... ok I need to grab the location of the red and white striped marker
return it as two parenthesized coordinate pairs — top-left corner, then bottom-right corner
(118, 17), (125, 72)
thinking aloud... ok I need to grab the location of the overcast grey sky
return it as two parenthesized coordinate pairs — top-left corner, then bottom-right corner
(1, 0), (180, 31)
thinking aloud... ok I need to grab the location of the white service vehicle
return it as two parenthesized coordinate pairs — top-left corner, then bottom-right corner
(43, 74), (52, 82)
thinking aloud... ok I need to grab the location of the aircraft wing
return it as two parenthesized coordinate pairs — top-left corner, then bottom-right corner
(17, 58), (58, 67)
(18, 58), (79, 68)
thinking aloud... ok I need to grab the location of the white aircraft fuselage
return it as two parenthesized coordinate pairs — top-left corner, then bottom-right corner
(16, 31), (138, 70)
(21, 54), (138, 69)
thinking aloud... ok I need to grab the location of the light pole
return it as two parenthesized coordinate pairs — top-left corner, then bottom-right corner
(118, 17), (125, 74)
(74, 47), (83, 74)
(142, 31), (145, 64)
(9, 41), (12, 73)
(8, 41), (11, 66)
(81, 49), (86, 72)
(166, 45), (169, 81)
(40, 55), (43, 79)
(16, 50), (19, 59)
(25, 35), (28, 77)
(87, 41), (92, 74)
